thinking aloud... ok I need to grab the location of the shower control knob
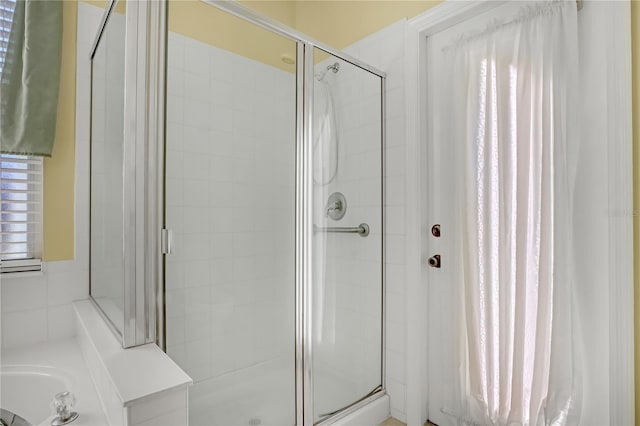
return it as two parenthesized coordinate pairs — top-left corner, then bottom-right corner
(427, 255), (441, 268)
(431, 224), (441, 237)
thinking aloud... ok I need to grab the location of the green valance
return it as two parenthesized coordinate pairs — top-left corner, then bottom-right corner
(0, 0), (63, 157)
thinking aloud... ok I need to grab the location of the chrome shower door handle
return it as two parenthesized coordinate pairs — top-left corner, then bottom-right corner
(161, 228), (173, 255)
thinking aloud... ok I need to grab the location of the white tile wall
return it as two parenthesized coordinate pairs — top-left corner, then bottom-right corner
(341, 19), (409, 422)
(0, 240), (90, 349)
(164, 33), (296, 388)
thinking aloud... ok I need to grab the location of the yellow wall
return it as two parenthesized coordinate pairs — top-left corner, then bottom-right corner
(294, 1), (441, 49)
(168, 1), (297, 72)
(633, 0), (640, 422)
(167, 1), (444, 71)
(243, 1), (295, 27)
(43, 0), (76, 261)
(294, 1), (441, 64)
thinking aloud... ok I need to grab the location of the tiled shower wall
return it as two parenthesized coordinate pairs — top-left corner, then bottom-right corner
(164, 32), (296, 384)
(341, 20), (409, 422)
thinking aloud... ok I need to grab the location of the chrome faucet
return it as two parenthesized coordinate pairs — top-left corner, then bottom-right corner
(50, 392), (78, 426)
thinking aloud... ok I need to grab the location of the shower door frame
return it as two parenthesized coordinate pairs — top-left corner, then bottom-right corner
(88, 0), (160, 348)
(153, 1), (388, 424)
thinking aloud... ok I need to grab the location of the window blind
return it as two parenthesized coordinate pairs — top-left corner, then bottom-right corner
(0, 0), (16, 72)
(0, 0), (43, 270)
(0, 155), (43, 261)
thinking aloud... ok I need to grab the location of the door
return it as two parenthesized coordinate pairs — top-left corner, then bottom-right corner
(424, 3), (527, 425)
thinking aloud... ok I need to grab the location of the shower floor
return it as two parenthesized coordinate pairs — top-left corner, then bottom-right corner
(188, 360), (367, 426)
(189, 359), (294, 426)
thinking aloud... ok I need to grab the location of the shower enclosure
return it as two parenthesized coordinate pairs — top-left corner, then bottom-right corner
(88, 1), (385, 424)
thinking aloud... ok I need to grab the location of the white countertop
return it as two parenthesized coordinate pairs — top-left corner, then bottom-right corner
(73, 300), (192, 406)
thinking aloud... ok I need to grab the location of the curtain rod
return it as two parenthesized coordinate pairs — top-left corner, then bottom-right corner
(442, 1), (582, 53)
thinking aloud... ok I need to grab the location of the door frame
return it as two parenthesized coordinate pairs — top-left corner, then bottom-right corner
(404, 1), (634, 425)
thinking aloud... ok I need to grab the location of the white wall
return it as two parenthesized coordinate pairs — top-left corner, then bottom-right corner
(340, 20), (409, 422)
(0, 3), (97, 350)
(163, 32), (296, 385)
(574, 2), (633, 423)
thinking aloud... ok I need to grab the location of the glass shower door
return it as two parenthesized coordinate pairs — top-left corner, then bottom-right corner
(163, 2), (297, 424)
(311, 49), (384, 422)
(90, 1), (127, 336)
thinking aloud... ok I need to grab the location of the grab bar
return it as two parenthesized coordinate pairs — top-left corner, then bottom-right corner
(313, 223), (370, 237)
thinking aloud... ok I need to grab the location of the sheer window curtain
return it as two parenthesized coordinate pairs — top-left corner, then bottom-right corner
(442, 2), (581, 425)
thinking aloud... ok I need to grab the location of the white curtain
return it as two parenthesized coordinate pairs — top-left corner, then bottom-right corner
(442, 2), (581, 425)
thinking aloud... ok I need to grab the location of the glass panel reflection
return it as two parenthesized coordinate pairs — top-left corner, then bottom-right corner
(312, 49), (383, 422)
(164, 2), (296, 424)
(90, 1), (127, 334)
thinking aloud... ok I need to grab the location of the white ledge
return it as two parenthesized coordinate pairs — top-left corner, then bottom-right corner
(73, 300), (192, 407)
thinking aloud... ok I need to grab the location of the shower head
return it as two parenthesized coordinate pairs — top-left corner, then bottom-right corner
(315, 62), (340, 82)
(326, 62), (340, 73)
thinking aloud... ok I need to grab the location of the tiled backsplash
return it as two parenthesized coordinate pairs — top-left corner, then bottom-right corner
(1, 263), (87, 348)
